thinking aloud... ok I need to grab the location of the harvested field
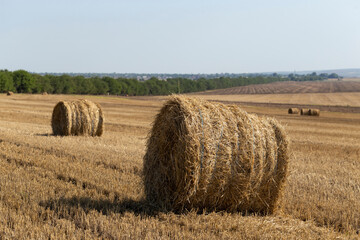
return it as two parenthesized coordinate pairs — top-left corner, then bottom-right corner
(198, 80), (360, 95)
(136, 91), (360, 113)
(194, 92), (360, 109)
(192, 80), (360, 113)
(0, 94), (359, 239)
(211, 100), (360, 114)
(187, 81), (360, 115)
(137, 81), (360, 112)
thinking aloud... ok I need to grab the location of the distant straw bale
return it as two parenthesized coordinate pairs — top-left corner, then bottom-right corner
(144, 95), (289, 214)
(288, 108), (299, 114)
(309, 109), (320, 116)
(300, 108), (310, 115)
(42, 92), (48, 95)
(301, 108), (320, 116)
(51, 99), (104, 136)
(6, 91), (13, 96)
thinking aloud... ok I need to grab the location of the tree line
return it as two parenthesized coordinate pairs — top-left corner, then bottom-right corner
(0, 69), (334, 96)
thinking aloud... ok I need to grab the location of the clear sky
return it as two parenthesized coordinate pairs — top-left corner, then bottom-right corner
(1, 0), (359, 73)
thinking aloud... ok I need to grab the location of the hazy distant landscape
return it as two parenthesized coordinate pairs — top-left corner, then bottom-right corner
(276, 68), (360, 78)
(35, 68), (360, 80)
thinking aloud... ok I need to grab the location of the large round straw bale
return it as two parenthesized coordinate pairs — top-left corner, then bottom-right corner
(144, 95), (289, 214)
(6, 91), (13, 96)
(309, 109), (320, 116)
(300, 108), (310, 115)
(288, 108), (299, 114)
(51, 99), (104, 136)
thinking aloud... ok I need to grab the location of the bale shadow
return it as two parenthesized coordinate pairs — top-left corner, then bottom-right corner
(39, 196), (265, 219)
(34, 133), (53, 137)
(39, 196), (162, 217)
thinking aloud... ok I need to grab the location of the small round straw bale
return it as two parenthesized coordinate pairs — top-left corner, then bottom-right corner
(288, 108), (299, 114)
(309, 109), (320, 116)
(6, 91), (13, 96)
(144, 95), (289, 214)
(42, 92), (48, 95)
(300, 108), (310, 115)
(51, 99), (104, 136)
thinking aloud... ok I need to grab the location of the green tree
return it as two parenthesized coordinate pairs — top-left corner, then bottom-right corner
(32, 74), (53, 93)
(75, 76), (95, 94)
(102, 77), (122, 95)
(92, 78), (109, 95)
(144, 77), (166, 95)
(120, 78), (140, 95)
(13, 70), (34, 93)
(328, 73), (339, 78)
(63, 75), (77, 94)
(0, 71), (14, 92)
(49, 75), (65, 94)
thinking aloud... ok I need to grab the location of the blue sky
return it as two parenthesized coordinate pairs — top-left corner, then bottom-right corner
(1, 0), (359, 73)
